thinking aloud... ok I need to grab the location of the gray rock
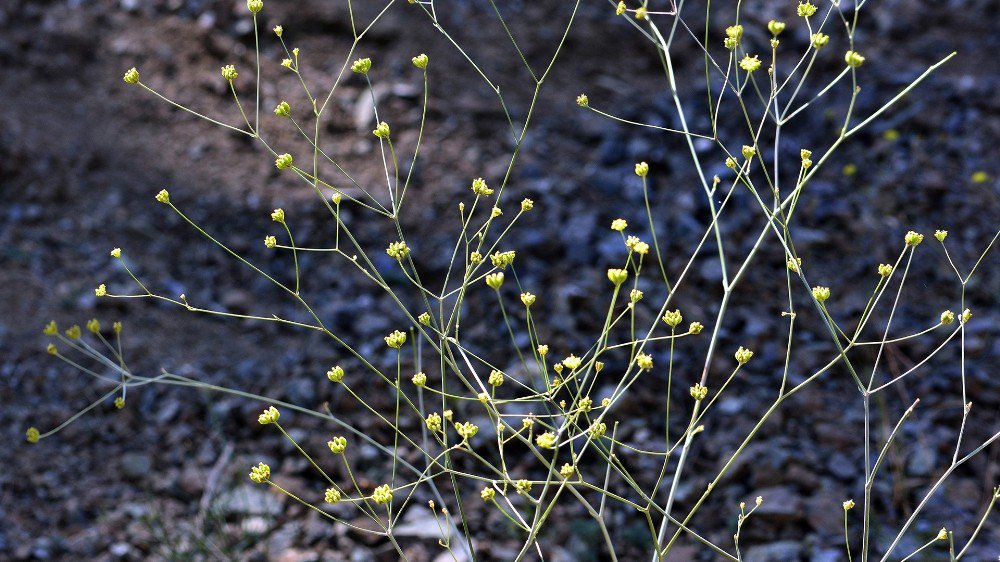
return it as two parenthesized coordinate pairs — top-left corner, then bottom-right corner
(752, 486), (804, 523)
(214, 484), (285, 517)
(744, 540), (803, 562)
(120, 452), (152, 480)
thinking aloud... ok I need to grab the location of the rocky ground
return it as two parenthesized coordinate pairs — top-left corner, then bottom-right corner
(2, 0), (998, 560)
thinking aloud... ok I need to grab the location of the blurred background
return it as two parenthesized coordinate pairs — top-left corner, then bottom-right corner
(2, 0), (998, 560)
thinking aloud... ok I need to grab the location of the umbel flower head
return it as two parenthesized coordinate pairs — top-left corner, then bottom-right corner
(247, 0), (263, 13)
(739, 55), (761, 72)
(372, 484), (393, 504)
(904, 230), (924, 246)
(271, 208), (285, 223)
(249, 462), (270, 483)
(26, 427), (40, 444)
(845, 50), (866, 68)
(797, 2), (817, 17)
(328, 436), (347, 454)
(155, 189), (170, 204)
(481, 487), (496, 501)
(812, 286), (831, 303)
(488, 370), (504, 387)
(576, 93), (589, 107)
(351, 57), (372, 74)
(274, 101), (291, 117)
(387, 241), (410, 260)
(735, 346), (754, 365)
(412, 53), (428, 69)
(636, 352), (653, 371)
(485, 272), (504, 290)
(324, 488), (341, 504)
(491, 250), (516, 269)
(768, 20), (786, 36)
(275, 153), (294, 170)
(373, 121), (390, 139)
(472, 177), (494, 196)
(607, 268), (628, 286)
(327, 365), (344, 382)
(690, 383), (708, 401)
(411, 372), (427, 387)
(455, 421), (479, 440)
(536, 432), (557, 449)
(258, 406), (280, 425)
(662, 309), (683, 328)
(123, 67), (140, 85)
(384, 329), (407, 349)
(811, 33), (830, 49)
(611, 218), (627, 231)
(635, 161), (649, 177)
(221, 64), (238, 81)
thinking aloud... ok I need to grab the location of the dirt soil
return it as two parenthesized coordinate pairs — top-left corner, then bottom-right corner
(2, 0), (999, 561)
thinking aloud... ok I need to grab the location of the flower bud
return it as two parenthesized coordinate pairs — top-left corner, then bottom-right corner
(156, 189), (170, 204)
(324, 488), (341, 504)
(934, 230), (948, 242)
(411, 53), (428, 69)
(520, 292), (536, 307)
(273, 25), (283, 37)
(274, 101), (291, 117)
(635, 161), (649, 177)
(767, 20), (786, 36)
